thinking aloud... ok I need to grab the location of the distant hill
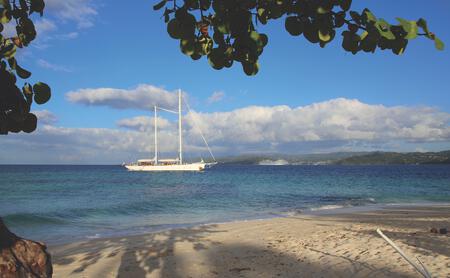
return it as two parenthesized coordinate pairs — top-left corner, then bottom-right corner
(334, 151), (450, 165)
(217, 150), (450, 165)
(217, 152), (368, 165)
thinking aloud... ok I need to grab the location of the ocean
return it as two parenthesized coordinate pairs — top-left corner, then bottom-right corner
(1, 164), (449, 245)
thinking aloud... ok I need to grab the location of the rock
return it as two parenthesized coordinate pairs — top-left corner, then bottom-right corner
(439, 228), (448, 235)
(0, 218), (52, 278)
(430, 227), (438, 233)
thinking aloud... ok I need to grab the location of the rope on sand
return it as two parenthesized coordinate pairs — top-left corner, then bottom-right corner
(376, 228), (432, 278)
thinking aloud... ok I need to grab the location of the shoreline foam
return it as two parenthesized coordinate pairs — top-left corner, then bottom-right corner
(41, 201), (450, 247)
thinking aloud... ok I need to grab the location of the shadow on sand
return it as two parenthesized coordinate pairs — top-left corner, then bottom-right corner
(50, 219), (419, 278)
(319, 206), (450, 258)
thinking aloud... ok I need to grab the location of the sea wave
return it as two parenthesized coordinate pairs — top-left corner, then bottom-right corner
(258, 159), (289, 166)
(1, 200), (176, 228)
(313, 197), (376, 210)
(309, 205), (346, 211)
(2, 212), (69, 226)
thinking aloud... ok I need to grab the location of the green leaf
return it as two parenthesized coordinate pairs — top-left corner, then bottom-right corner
(190, 53), (201, 60)
(303, 22), (319, 43)
(242, 61), (259, 76)
(257, 8), (267, 25)
(33, 82), (51, 104)
(257, 7), (265, 17)
(360, 31), (368, 40)
(207, 48), (225, 70)
(198, 35), (212, 55)
(0, 8), (11, 24)
(30, 0), (45, 16)
(1, 43), (16, 59)
(167, 19), (181, 39)
(259, 34), (268, 47)
(19, 0), (28, 12)
(7, 57), (16, 69)
(375, 19), (395, 40)
(216, 21), (230, 34)
(8, 57), (31, 79)
(434, 37), (444, 50)
(417, 18), (429, 34)
(396, 18), (418, 39)
(342, 30), (360, 54)
(15, 63), (31, 79)
(317, 7), (330, 14)
(22, 113), (37, 133)
(364, 9), (377, 23)
(22, 83), (33, 95)
(153, 0), (167, 11)
(318, 30), (331, 42)
(406, 21), (418, 39)
(285, 16), (303, 36)
(339, 0), (352, 11)
(180, 39), (195, 56)
(334, 12), (345, 27)
(391, 39), (408, 55)
(349, 11), (361, 24)
(163, 8), (171, 23)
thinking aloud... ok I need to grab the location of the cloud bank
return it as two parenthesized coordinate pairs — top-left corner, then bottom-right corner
(66, 84), (182, 111)
(33, 110), (58, 125)
(186, 98), (450, 145)
(2, 96), (450, 164)
(117, 116), (173, 132)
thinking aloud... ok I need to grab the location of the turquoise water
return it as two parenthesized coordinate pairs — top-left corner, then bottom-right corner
(1, 164), (449, 245)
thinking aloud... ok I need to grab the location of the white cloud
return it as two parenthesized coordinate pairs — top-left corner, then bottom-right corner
(57, 32), (79, 40)
(1, 98), (450, 164)
(44, 0), (98, 29)
(117, 116), (173, 132)
(0, 124), (188, 164)
(34, 18), (58, 37)
(66, 85), (182, 111)
(185, 98), (450, 147)
(37, 59), (72, 72)
(207, 91), (225, 104)
(33, 110), (58, 125)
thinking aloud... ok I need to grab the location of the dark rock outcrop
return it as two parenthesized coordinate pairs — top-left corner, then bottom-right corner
(0, 218), (52, 278)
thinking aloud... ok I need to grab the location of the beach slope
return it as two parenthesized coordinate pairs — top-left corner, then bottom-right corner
(51, 205), (450, 277)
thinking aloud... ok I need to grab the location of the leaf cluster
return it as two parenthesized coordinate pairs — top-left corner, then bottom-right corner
(154, 0), (444, 76)
(0, 0), (50, 135)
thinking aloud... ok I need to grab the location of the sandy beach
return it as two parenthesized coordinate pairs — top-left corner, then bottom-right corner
(50, 205), (450, 277)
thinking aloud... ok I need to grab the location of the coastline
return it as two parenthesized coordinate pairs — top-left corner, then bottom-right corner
(50, 204), (450, 277)
(41, 201), (450, 246)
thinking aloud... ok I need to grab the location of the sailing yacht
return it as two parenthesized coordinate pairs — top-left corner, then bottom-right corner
(124, 90), (216, 171)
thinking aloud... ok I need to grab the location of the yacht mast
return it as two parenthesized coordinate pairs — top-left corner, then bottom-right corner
(178, 90), (183, 165)
(154, 105), (158, 165)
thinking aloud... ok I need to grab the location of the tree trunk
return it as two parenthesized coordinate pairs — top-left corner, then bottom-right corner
(0, 217), (52, 278)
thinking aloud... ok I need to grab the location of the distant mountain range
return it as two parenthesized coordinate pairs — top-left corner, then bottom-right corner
(218, 150), (450, 165)
(334, 151), (450, 165)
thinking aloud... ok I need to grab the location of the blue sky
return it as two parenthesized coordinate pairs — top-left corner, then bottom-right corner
(2, 0), (450, 163)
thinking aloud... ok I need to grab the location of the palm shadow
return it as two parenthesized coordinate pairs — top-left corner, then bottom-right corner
(50, 221), (415, 278)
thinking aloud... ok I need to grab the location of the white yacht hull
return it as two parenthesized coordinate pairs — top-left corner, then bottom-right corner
(125, 162), (207, 172)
